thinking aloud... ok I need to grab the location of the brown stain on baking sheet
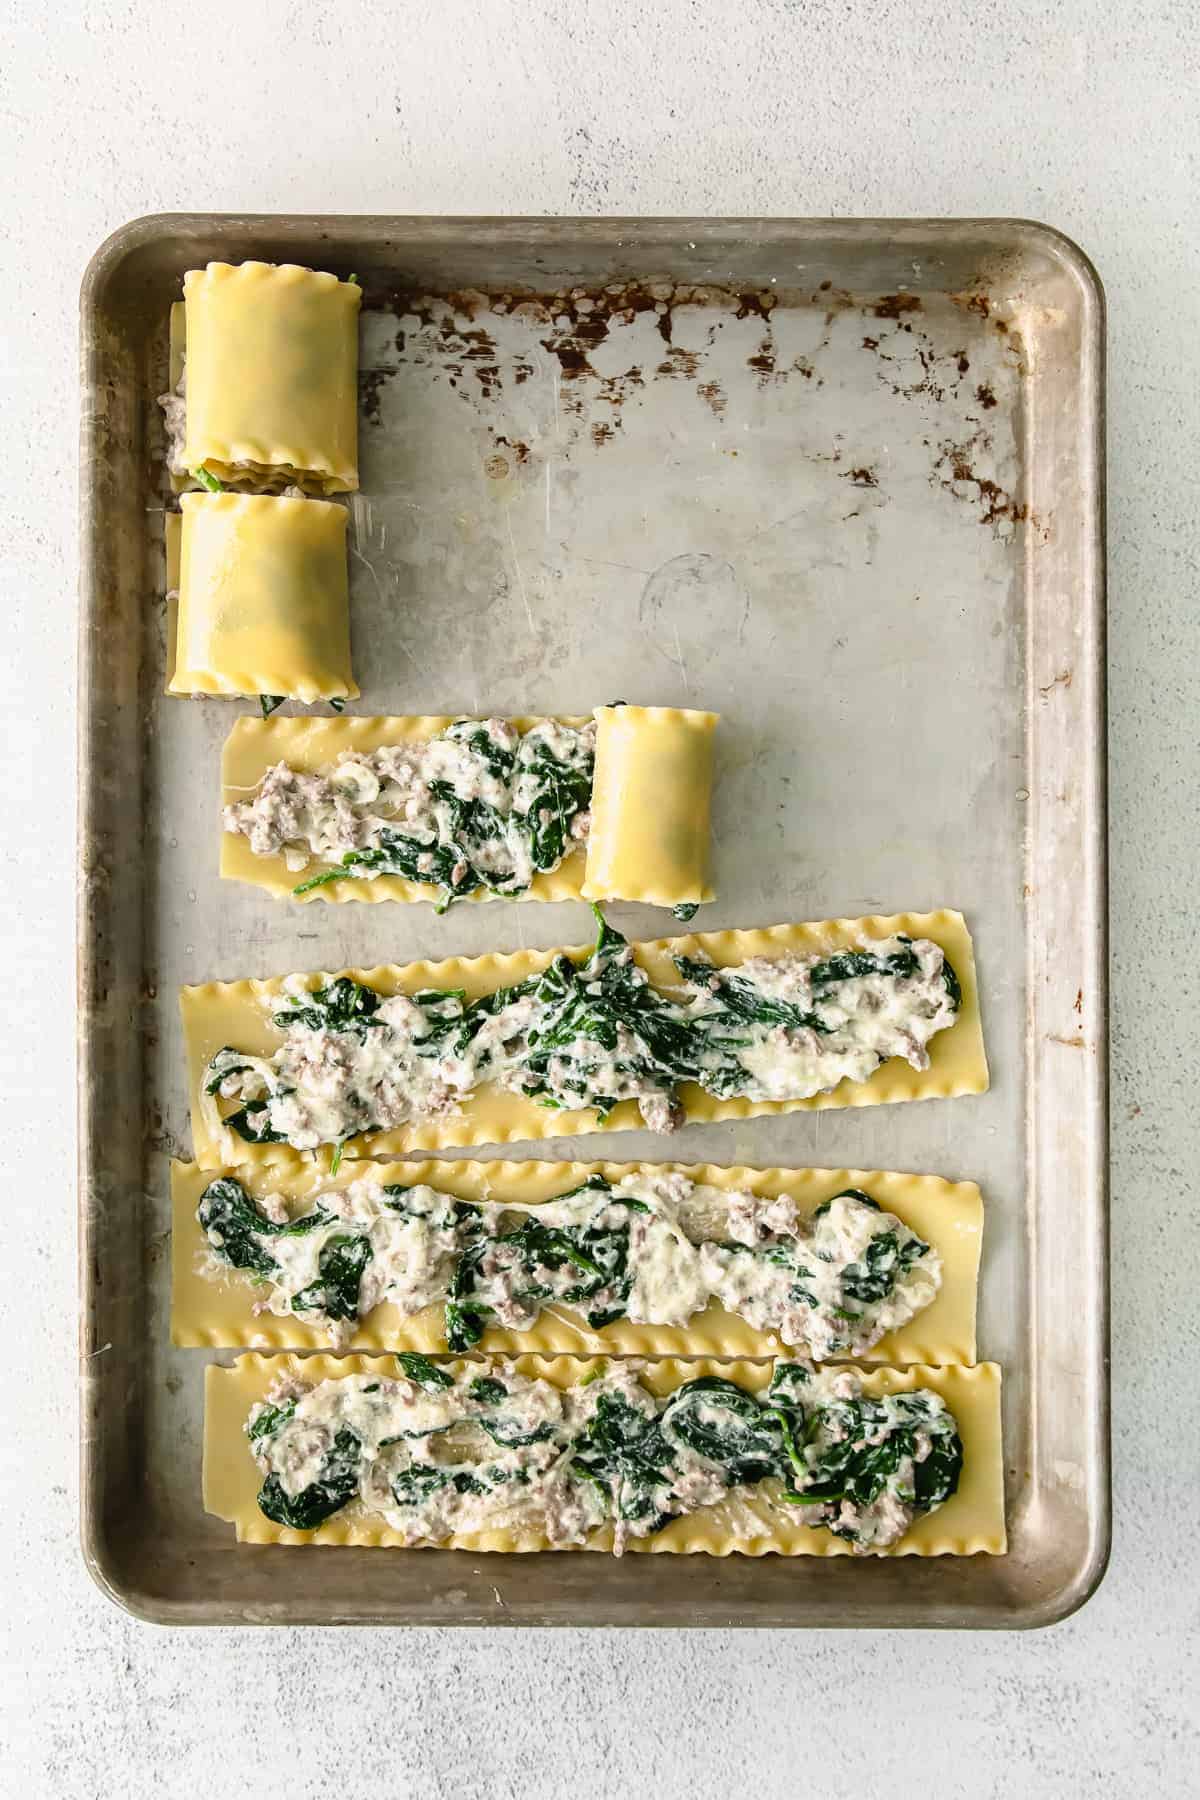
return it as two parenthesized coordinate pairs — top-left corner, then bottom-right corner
(856, 316), (978, 408)
(358, 367), (396, 427)
(494, 434), (531, 465)
(951, 289), (992, 321)
(389, 280), (796, 429)
(841, 466), (880, 488)
(975, 382), (998, 409)
(872, 293), (923, 320)
(931, 429), (1039, 537)
(747, 338), (776, 383)
(735, 291), (777, 321)
(656, 345), (702, 380)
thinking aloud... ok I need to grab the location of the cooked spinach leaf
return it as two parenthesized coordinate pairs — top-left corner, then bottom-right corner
(256, 1426), (362, 1530)
(247, 1398), (296, 1443)
(467, 1377), (509, 1406)
(660, 1377), (785, 1485)
(198, 1176), (327, 1277)
(839, 1229), (928, 1306)
(765, 1361), (812, 1410)
(570, 1392), (674, 1530)
(272, 975), (385, 1039)
(442, 1172), (648, 1348)
(260, 694), (285, 718)
(778, 1390), (962, 1539)
(395, 1352), (455, 1391)
(389, 1464), (487, 1506)
(291, 1233), (372, 1321)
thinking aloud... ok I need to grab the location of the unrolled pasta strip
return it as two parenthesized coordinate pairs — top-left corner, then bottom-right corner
(181, 906), (987, 1169)
(204, 1352), (1006, 1557)
(172, 1155), (982, 1363)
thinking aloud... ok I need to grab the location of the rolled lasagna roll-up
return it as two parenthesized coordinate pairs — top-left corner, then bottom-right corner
(170, 492), (357, 703)
(583, 705), (717, 907)
(174, 261), (360, 493)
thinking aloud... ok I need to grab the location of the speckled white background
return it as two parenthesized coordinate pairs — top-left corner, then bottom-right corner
(1, 1), (1196, 1793)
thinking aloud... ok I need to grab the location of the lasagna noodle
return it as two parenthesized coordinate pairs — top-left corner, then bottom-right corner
(220, 714), (590, 903)
(171, 1156), (983, 1363)
(181, 909), (988, 1169)
(169, 493), (357, 702)
(178, 261), (360, 493)
(203, 1353), (1006, 1556)
(582, 705), (718, 905)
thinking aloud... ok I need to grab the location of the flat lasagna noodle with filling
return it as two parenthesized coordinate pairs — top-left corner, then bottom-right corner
(180, 908), (988, 1169)
(169, 493), (357, 703)
(171, 261), (360, 493)
(171, 1155), (983, 1362)
(203, 1353), (1006, 1557)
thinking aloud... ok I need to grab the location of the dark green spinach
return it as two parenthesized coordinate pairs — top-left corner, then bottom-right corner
(395, 1352), (455, 1391)
(291, 1233), (373, 1321)
(256, 1426), (362, 1530)
(197, 1176), (328, 1278)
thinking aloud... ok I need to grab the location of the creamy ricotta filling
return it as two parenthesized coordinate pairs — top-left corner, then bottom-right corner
(223, 716), (595, 906)
(204, 916), (962, 1154)
(158, 359), (188, 475)
(200, 1169), (940, 1357)
(247, 1360), (962, 1553)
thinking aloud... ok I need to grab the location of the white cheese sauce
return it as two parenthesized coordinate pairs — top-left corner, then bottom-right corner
(201, 1169), (940, 1357)
(223, 716), (595, 900)
(681, 934), (960, 1099)
(157, 359), (188, 475)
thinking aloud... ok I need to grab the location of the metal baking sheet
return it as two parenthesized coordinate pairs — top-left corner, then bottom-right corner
(78, 215), (1107, 1627)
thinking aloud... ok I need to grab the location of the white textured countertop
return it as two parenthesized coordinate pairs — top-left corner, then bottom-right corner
(2, 1), (1197, 1792)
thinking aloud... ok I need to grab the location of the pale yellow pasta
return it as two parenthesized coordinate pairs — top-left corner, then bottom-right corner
(204, 1353), (1006, 1556)
(172, 1156), (982, 1362)
(170, 493), (357, 702)
(220, 714), (589, 903)
(178, 261), (360, 493)
(583, 705), (717, 906)
(180, 909), (987, 1170)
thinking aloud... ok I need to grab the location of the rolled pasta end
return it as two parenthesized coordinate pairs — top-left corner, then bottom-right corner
(583, 704), (718, 906)
(169, 492), (356, 703)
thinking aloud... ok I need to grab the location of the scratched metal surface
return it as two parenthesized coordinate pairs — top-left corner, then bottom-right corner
(79, 217), (1106, 1625)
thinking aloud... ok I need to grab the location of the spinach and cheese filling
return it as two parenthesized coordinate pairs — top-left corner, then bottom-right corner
(199, 1169), (940, 1358)
(246, 1358), (964, 1553)
(223, 717), (596, 907)
(204, 909), (962, 1150)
